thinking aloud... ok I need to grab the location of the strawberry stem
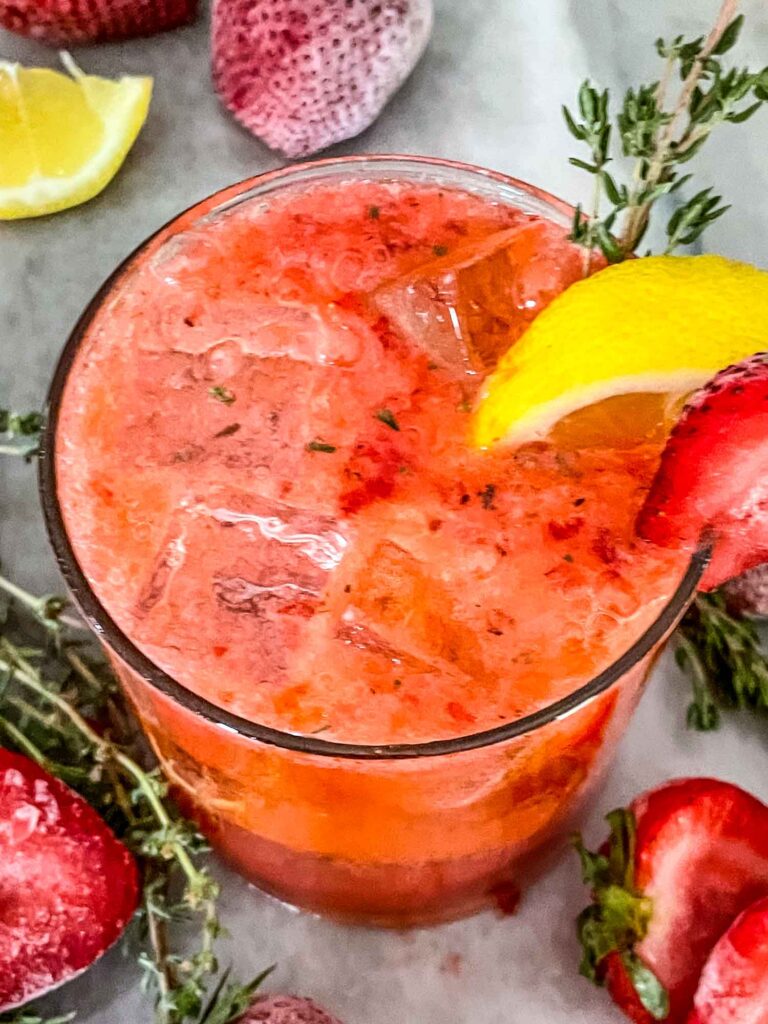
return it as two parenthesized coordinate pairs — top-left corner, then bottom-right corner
(574, 810), (669, 1018)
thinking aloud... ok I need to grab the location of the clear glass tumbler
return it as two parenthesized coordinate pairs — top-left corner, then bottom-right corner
(40, 157), (705, 927)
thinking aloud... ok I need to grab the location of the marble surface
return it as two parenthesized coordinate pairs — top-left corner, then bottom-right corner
(2, 2), (768, 1022)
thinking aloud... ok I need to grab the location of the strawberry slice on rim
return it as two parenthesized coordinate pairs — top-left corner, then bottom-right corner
(575, 778), (768, 1023)
(0, 747), (139, 1011)
(687, 895), (768, 1024)
(637, 354), (768, 590)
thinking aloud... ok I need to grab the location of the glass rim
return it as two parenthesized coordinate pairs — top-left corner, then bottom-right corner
(38, 154), (708, 761)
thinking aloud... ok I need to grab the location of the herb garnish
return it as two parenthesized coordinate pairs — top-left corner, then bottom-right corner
(478, 484), (497, 510)
(306, 439), (337, 453)
(208, 386), (236, 405)
(564, 0), (768, 267)
(375, 408), (400, 431)
(214, 423), (241, 438)
(368, 205), (380, 220)
(677, 591), (768, 730)
(574, 810), (669, 1021)
(0, 409), (43, 459)
(432, 244), (448, 257)
(0, 576), (269, 1024)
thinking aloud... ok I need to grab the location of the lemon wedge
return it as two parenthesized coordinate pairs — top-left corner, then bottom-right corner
(474, 255), (768, 448)
(0, 54), (152, 220)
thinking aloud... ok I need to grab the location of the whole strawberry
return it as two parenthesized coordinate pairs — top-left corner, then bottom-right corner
(0, 0), (197, 44)
(241, 994), (344, 1023)
(211, 0), (434, 158)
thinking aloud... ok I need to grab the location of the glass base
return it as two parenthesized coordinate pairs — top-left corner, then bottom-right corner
(175, 785), (599, 928)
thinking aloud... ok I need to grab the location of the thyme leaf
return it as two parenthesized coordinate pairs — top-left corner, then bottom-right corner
(375, 409), (400, 431)
(0, 409), (43, 459)
(208, 386), (235, 406)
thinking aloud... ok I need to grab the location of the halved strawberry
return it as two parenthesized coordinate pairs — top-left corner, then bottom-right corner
(0, 0), (197, 45)
(688, 897), (768, 1024)
(211, 0), (434, 158)
(242, 995), (344, 1023)
(575, 779), (768, 1023)
(687, 896), (768, 1024)
(0, 748), (139, 1011)
(637, 354), (768, 590)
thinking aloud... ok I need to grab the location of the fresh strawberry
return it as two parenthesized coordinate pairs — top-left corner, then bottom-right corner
(211, 0), (434, 158)
(0, 748), (139, 1011)
(0, 0), (197, 45)
(687, 897), (768, 1024)
(637, 354), (768, 590)
(575, 779), (768, 1023)
(241, 994), (345, 1023)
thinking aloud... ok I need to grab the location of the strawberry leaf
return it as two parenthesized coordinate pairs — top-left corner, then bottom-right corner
(574, 809), (667, 1011)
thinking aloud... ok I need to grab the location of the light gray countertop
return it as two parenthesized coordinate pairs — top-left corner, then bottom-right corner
(2, 2), (768, 1022)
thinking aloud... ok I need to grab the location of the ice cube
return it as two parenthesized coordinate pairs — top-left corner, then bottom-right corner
(374, 220), (587, 375)
(131, 490), (348, 687)
(335, 620), (443, 676)
(134, 286), (370, 368)
(344, 540), (489, 680)
(204, 494), (348, 573)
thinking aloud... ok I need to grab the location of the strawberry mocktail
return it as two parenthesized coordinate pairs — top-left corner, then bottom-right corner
(47, 158), (692, 925)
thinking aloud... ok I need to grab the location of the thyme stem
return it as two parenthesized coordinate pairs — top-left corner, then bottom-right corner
(564, 0), (767, 262)
(619, 0), (741, 253)
(0, 573), (267, 1023)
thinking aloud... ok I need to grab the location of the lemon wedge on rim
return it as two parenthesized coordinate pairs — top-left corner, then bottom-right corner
(0, 53), (152, 220)
(474, 255), (768, 448)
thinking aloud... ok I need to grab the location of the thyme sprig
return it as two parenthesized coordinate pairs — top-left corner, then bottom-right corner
(0, 577), (268, 1024)
(0, 409), (44, 460)
(565, 0), (768, 263)
(677, 591), (768, 731)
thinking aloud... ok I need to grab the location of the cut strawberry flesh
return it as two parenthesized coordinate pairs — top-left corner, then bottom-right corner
(688, 896), (768, 1024)
(625, 779), (768, 1023)
(637, 354), (768, 590)
(0, 748), (139, 1011)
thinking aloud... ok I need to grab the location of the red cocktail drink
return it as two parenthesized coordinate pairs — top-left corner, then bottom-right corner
(44, 158), (696, 926)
